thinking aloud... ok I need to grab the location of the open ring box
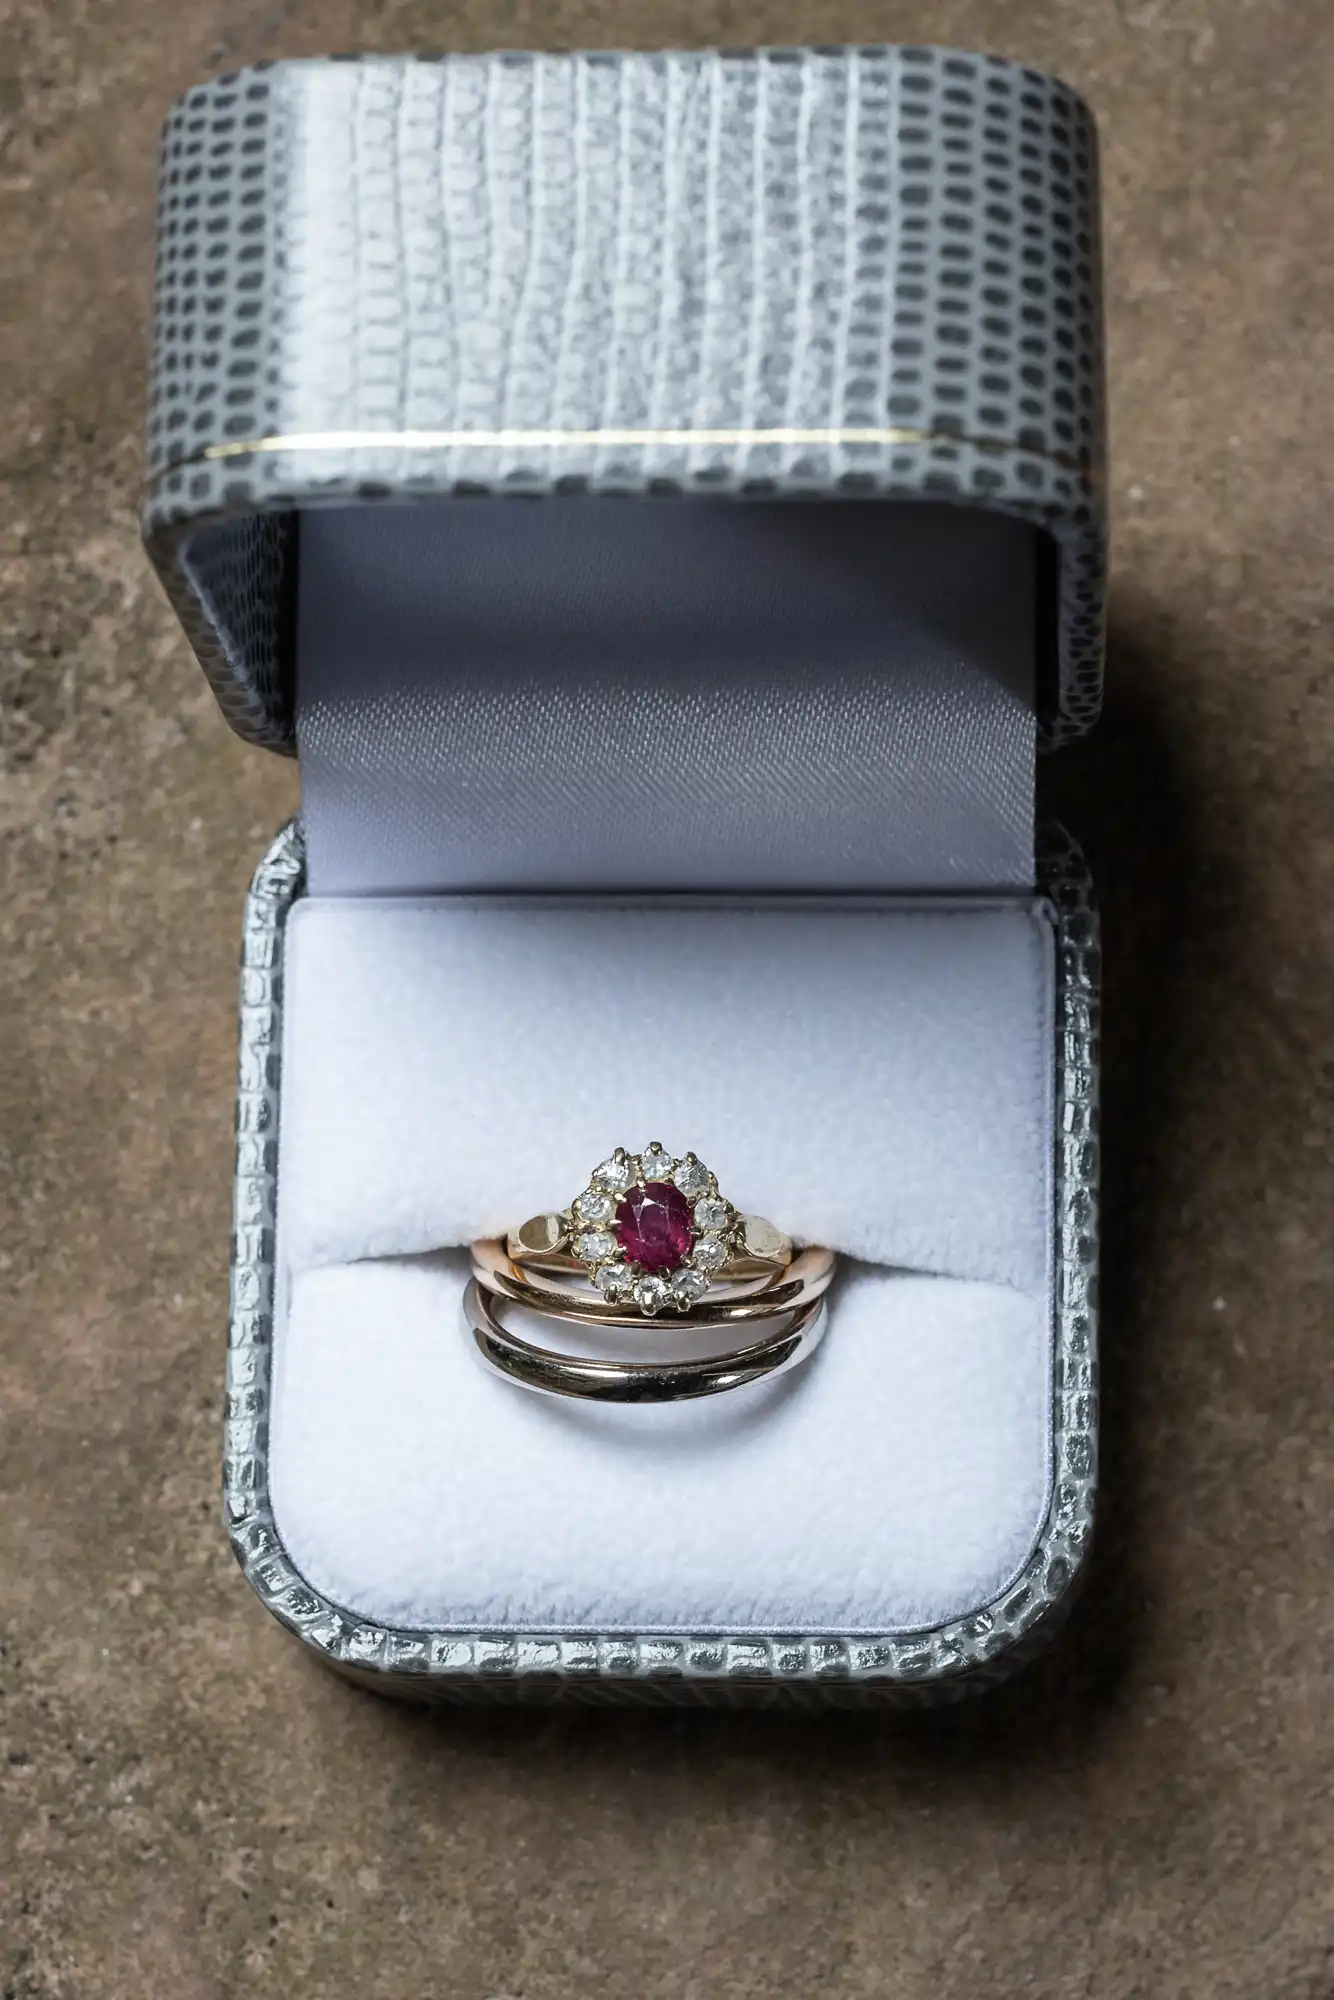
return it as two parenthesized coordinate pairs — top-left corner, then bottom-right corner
(143, 46), (1104, 1705)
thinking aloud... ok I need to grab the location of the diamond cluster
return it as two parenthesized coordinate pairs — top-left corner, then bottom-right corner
(568, 1145), (740, 1315)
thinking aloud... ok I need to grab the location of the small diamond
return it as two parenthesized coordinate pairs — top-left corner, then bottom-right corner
(692, 1235), (729, 1272)
(575, 1229), (616, 1264)
(634, 1274), (670, 1315)
(593, 1153), (635, 1192)
(574, 1189), (613, 1223)
(595, 1264), (629, 1300)
(673, 1156), (711, 1198)
(693, 1195), (731, 1232)
(638, 1145), (675, 1180)
(670, 1267), (709, 1305)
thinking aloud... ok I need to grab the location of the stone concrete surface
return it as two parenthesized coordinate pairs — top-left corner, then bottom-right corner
(2, 2), (1332, 1995)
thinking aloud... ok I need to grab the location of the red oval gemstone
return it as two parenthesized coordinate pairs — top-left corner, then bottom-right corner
(615, 1181), (695, 1271)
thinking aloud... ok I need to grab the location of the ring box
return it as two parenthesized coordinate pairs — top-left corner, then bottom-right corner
(143, 46), (1105, 1705)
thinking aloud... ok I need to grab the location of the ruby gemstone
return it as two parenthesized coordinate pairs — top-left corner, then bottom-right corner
(614, 1181), (695, 1271)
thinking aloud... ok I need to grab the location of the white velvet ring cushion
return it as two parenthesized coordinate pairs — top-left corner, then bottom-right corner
(276, 894), (1056, 1293)
(269, 890), (1058, 1636)
(271, 1257), (1053, 1635)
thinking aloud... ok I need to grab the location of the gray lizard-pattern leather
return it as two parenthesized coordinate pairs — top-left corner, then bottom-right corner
(142, 47), (1107, 752)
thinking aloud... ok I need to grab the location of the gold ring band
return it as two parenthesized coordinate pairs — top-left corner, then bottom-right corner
(471, 1238), (836, 1329)
(463, 1279), (829, 1404)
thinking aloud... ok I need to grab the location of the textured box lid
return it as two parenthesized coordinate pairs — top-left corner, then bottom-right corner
(141, 46), (1106, 753)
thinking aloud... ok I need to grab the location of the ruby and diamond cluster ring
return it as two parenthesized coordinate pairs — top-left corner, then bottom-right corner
(466, 1143), (835, 1404)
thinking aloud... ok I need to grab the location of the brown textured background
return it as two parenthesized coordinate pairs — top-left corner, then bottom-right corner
(2, 3), (1332, 1995)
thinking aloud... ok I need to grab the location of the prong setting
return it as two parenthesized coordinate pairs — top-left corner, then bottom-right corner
(565, 1145), (746, 1316)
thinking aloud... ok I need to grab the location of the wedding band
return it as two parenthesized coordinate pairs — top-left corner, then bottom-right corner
(465, 1142), (836, 1403)
(463, 1278), (829, 1404)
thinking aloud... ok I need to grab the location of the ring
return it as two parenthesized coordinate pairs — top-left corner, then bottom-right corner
(465, 1142), (836, 1402)
(463, 1279), (829, 1404)
(503, 1142), (798, 1318)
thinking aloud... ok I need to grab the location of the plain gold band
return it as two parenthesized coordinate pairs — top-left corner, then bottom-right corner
(463, 1278), (828, 1404)
(469, 1239), (836, 1329)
